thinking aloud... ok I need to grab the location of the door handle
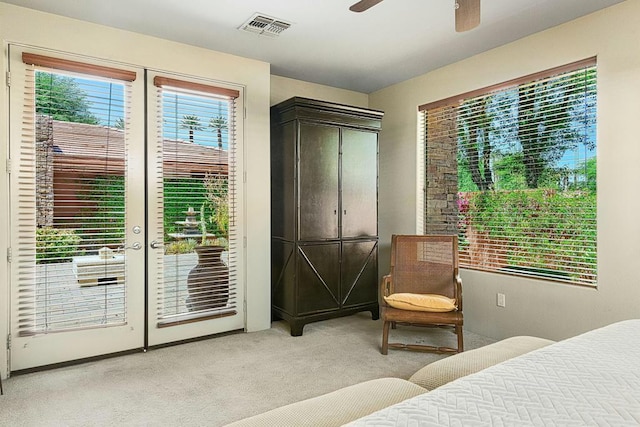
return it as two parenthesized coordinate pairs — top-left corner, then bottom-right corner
(124, 242), (142, 251)
(150, 240), (164, 249)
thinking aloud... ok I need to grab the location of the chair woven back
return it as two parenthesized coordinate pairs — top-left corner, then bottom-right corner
(390, 235), (458, 299)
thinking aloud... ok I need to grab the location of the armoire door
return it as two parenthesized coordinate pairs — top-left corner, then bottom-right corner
(341, 129), (378, 239)
(298, 123), (339, 241)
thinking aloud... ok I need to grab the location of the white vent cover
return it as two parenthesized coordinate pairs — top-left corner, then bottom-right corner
(239, 13), (292, 37)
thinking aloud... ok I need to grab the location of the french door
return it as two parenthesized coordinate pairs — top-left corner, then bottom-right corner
(7, 46), (244, 371)
(145, 72), (244, 346)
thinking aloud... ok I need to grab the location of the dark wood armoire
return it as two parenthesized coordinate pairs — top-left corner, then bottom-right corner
(270, 97), (383, 336)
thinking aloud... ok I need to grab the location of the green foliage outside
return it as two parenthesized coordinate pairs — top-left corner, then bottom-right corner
(36, 227), (81, 264)
(77, 176), (125, 250)
(164, 238), (198, 255)
(579, 157), (597, 192)
(47, 176), (228, 257)
(35, 72), (99, 125)
(36, 176), (125, 260)
(75, 176), (229, 254)
(203, 174), (229, 236)
(164, 176), (229, 252)
(459, 156), (597, 193)
(163, 178), (210, 236)
(457, 151), (596, 284)
(458, 189), (596, 283)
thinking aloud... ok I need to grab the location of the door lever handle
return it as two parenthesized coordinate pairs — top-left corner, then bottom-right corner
(150, 240), (164, 249)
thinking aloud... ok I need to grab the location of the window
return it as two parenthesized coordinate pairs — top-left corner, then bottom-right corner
(419, 58), (597, 286)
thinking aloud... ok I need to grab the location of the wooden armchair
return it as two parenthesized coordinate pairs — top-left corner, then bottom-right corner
(381, 234), (463, 354)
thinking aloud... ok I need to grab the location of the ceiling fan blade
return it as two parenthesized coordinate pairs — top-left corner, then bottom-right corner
(455, 0), (481, 32)
(349, 0), (384, 13)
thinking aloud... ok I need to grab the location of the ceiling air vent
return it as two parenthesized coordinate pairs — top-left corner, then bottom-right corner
(239, 13), (292, 38)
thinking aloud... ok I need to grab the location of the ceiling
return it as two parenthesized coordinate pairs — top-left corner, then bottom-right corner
(2, 0), (625, 93)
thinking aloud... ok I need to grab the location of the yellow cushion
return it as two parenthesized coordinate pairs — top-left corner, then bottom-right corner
(384, 293), (457, 312)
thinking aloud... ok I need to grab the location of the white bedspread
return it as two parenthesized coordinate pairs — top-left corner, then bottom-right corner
(348, 319), (640, 426)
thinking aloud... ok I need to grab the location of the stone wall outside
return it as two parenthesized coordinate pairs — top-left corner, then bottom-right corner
(425, 106), (458, 235)
(36, 115), (54, 227)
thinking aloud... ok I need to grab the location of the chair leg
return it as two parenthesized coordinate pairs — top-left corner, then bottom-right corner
(381, 321), (390, 355)
(456, 325), (464, 353)
(391, 321), (397, 329)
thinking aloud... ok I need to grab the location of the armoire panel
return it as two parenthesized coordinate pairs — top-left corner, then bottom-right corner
(342, 240), (378, 308)
(271, 121), (296, 241)
(341, 129), (378, 239)
(297, 243), (341, 315)
(298, 123), (339, 241)
(271, 240), (296, 316)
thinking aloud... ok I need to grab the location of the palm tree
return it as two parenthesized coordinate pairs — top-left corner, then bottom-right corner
(209, 116), (228, 149)
(181, 115), (203, 142)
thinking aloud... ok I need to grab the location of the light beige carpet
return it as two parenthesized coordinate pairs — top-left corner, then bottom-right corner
(0, 313), (494, 426)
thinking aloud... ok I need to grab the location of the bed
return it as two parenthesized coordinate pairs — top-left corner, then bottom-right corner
(347, 319), (640, 426)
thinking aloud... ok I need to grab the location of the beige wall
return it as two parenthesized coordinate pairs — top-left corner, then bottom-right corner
(370, 0), (640, 341)
(270, 74), (368, 107)
(0, 3), (272, 377)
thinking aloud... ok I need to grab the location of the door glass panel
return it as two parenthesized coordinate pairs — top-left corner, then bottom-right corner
(19, 70), (128, 334)
(154, 85), (237, 325)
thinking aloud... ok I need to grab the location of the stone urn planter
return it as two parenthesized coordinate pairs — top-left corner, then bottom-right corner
(186, 245), (229, 312)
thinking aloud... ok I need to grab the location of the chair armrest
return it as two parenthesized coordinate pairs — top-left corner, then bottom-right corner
(380, 275), (393, 305)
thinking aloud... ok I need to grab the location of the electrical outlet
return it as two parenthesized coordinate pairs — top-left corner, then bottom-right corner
(497, 293), (506, 307)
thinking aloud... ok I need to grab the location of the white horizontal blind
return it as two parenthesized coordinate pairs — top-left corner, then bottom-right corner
(153, 77), (238, 326)
(17, 59), (132, 335)
(422, 60), (597, 286)
(416, 111), (426, 235)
